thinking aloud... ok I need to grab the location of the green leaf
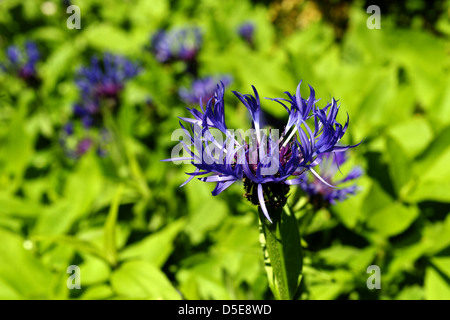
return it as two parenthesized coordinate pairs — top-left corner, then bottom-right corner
(259, 205), (303, 300)
(74, 224), (131, 259)
(352, 68), (396, 138)
(422, 215), (450, 256)
(388, 29), (448, 109)
(415, 124), (450, 176)
(0, 228), (53, 299)
(388, 241), (429, 278)
(0, 192), (42, 218)
(407, 180), (450, 203)
(32, 154), (103, 237)
(119, 218), (185, 267)
(0, 278), (22, 300)
(385, 135), (413, 198)
(425, 260), (450, 300)
(104, 184), (124, 266)
(332, 176), (371, 229)
(110, 260), (181, 300)
(129, 0), (169, 29)
(366, 203), (419, 237)
(387, 116), (433, 159)
(40, 41), (81, 95)
(176, 254), (232, 300)
(211, 216), (261, 285)
(408, 143), (450, 203)
(80, 284), (115, 300)
(30, 234), (105, 262)
(431, 74), (450, 126)
(395, 285), (424, 300)
(184, 182), (229, 245)
(63, 154), (104, 209)
(317, 245), (361, 267)
(32, 202), (81, 237)
(361, 180), (394, 218)
(302, 267), (354, 300)
(430, 256), (450, 280)
(0, 102), (34, 187)
(175, 216), (263, 300)
(421, 147), (450, 182)
(78, 255), (111, 286)
(83, 23), (136, 54)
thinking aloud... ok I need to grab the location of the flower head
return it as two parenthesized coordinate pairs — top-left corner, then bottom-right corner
(59, 122), (111, 160)
(178, 75), (233, 105)
(75, 52), (140, 102)
(150, 27), (202, 64)
(2, 41), (41, 86)
(164, 81), (359, 223)
(298, 151), (363, 207)
(76, 137), (93, 156)
(72, 52), (140, 129)
(238, 22), (255, 47)
(62, 53), (138, 160)
(63, 122), (74, 135)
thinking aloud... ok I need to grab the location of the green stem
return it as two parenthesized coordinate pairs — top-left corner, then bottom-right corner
(258, 204), (303, 300)
(104, 183), (124, 267)
(103, 104), (150, 199)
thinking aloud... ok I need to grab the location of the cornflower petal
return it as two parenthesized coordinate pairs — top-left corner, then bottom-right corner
(258, 183), (272, 223)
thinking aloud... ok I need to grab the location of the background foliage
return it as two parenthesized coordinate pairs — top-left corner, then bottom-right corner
(0, 0), (449, 300)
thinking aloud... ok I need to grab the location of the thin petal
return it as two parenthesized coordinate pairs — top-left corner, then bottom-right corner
(212, 180), (237, 196)
(179, 168), (200, 187)
(258, 184), (272, 223)
(310, 167), (336, 189)
(160, 156), (192, 162)
(199, 175), (237, 182)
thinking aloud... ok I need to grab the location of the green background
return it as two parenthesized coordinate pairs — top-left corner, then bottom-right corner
(0, 0), (449, 300)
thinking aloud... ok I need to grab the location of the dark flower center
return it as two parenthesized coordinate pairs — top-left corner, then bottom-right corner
(95, 83), (124, 99)
(243, 177), (290, 210)
(241, 137), (295, 210)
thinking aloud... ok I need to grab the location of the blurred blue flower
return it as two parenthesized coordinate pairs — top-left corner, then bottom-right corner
(59, 124), (92, 159)
(297, 151), (363, 207)
(72, 100), (100, 129)
(63, 122), (74, 135)
(150, 27), (202, 64)
(62, 53), (139, 160)
(178, 75), (233, 105)
(72, 52), (139, 131)
(164, 81), (360, 222)
(238, 22), (255, 47)
(76, 137), (93, 156)
(1, 41), (41, 86)
(75, 52), (140, 102)
(59, 122), (111, 159)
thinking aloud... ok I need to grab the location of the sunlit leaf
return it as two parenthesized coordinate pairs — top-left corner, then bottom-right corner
(111, 260), (181, 300)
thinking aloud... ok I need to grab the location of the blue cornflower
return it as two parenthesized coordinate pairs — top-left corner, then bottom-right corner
(62, 53), (139, 159)
(178, 75), (233, 105)
(72, 99), (100, 129)
(238, 22), (255, 47)
(150, 27), (202, 64)
(63, 122), (74, 135)
(59, 122), (93, 159)
(164, 81), (360, 223)
(59, 121), (110, 159)
(76, 137), (93, 156)
(297, 151), (363, 207)
(75, 52), (140, 102)
(2, 41), (41, 86)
